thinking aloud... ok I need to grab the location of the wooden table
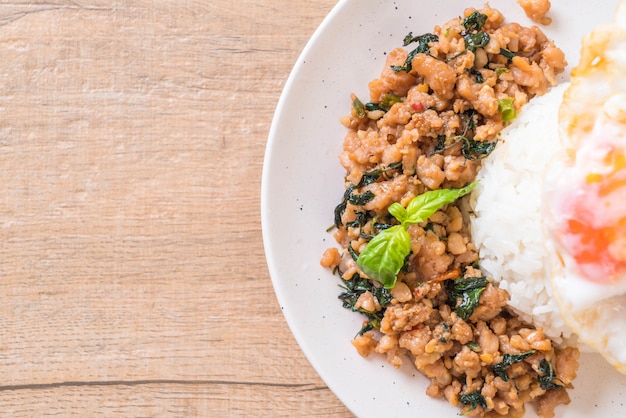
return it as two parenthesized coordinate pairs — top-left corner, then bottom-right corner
(0, 1), (353, 416)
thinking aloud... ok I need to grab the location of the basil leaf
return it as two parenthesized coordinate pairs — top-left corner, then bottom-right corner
(448, 276), (488, 320)
(468, 67), (483, 84)
(349, 190), (375, 206)
(356, 225), (411, 289)
(402, 182), (477, 226)
(391, 32), (438, 73)
(356, 183), (476, 289)
(388, 202), (407, 224)
(499, 47), (515, 61)
(538, 358), (564, 390)
(461, 137), (497, 161)
(338, 274), (394, 336)
(459, 391), (487, 413)
(455, 286), (485, 320)
(449, 276), (488, 295)
(492, 350), (536, 382)
(357, 161), (403, 188)
(333, 184), (355, 228)
(462, 11), (488, 31)
(347, 244), (359, 261)
(346, 210), (368, 229)
(464, 31), (490, 51)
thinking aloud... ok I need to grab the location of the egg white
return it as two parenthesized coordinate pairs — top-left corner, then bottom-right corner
(543, 0), (626, 373)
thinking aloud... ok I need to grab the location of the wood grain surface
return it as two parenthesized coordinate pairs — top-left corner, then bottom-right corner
(0, 0), (353, 416)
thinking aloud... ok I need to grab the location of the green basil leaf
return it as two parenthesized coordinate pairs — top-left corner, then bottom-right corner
(357, 183), (477, 289)
(499, 48), (515, 61)
(461, 137), (497, 161)
(391, 32), (438, 73)
(388, 202), (407, 224)
(459, 390), (487, 413)
(356, 225), (411, 289)
(463, 31), (490, 51)
(357, 161), (403, 188)
(348, 190), (375, 206)
(455, 286), (486, 320)
(402, 182), (477, 226)
(538, 358), (564, 390)
(492, 350), (536, 382)
(462, 11), (488, 31)
(448, 276), (488, 320)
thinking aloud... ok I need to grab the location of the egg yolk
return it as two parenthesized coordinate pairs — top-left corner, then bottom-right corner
(559, 150), (626, 283)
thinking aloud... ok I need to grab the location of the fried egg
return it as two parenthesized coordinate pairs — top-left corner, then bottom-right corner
(543, 0), (626, 373)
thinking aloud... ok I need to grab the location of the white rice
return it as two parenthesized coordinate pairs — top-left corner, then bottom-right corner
(468, 82), (574, 345)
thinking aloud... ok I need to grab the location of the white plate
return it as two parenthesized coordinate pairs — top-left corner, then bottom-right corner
(261, 0), (626, 416)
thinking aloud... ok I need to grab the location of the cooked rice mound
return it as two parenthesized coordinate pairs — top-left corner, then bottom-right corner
(469, 83), (574, 345)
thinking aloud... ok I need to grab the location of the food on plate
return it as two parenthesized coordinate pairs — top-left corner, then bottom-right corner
(320, 4), (580, 417)
(542, 0), (626, 374)
(517, 0), (552, 25)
